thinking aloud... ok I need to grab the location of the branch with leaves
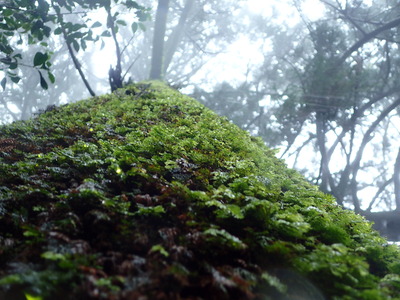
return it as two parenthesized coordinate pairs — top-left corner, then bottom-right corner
(0, 0), (149, 92)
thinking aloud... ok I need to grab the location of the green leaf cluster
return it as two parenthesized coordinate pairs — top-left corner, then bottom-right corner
(0, 0), (149, 90)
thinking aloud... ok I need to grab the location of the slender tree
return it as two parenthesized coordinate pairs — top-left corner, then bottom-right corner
(149, 0), (170, 80)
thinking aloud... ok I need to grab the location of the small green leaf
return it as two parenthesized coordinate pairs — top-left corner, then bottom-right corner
(261, 272), (287, 293)
(25, 293), (43, 300)
(131, 22), (138, 33)
(203, 228), (247, 250)
(48, 72), (55, 83)
(0, 57), (11, 65)
(70, 23), (85, 31)
(136, 205), (165, 216)
(0, 274), (22, 285)
(41, 251), (66, 261)
(33, 52), (48, 67)
(38, 71), (48, 89)
(91, 21), (102, 28)
(9, 75), (20, 84)
(150, 244), (169, 257)
(81, 39), (87, 51)
(225, 204), (244, 219)
(54, 27), (62, 35)
(3, 9), (13, 17)
(101, 30), (111, 37)
(1, 77), (6, 90)
(116, 20), (127, 26)
(125, 0), (139, 9)
(43, 25), (51, 37)
(9, 62), (17, 70)
(72, 40), (79, 52)
(23, 226), (42, 237)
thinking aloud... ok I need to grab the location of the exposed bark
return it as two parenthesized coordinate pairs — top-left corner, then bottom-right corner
(149, 0), (170, 80)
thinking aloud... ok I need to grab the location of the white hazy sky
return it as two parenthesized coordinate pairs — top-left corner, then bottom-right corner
(189, 0), (325, 90)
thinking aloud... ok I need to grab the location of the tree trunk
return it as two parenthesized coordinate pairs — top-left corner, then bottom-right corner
(149, 0), (170, 80)
(315, 112), (329, 193)
(107, 7), (123, 92)
(394, 147), (400, 210)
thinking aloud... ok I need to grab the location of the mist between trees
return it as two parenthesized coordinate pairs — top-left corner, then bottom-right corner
(1, 0), (400, 240)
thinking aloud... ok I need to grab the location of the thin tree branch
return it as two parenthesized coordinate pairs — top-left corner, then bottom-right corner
(52, 2), (95, 96)
(289, 133), (315, 168)
(337, 16), (400, 67)
(106, 6), (123, 91)
(327, 86), (400, 160)
(350, 98), (400, 203)
(122, 54), (141, 82)
(366, 178), (393, 212)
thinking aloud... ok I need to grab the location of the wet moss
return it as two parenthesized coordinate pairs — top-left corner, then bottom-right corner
(0, 81), (399, 299)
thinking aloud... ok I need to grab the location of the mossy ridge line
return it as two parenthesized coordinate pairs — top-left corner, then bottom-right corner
(0, 81), (399, 299)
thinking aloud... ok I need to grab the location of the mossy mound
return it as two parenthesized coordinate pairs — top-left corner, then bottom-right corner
(0, 82), (400, 300)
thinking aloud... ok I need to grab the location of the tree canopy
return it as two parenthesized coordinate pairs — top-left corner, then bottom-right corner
(0, 0), (149, 92)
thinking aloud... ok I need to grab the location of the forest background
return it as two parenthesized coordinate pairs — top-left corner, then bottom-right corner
(1, 0), (400, 240)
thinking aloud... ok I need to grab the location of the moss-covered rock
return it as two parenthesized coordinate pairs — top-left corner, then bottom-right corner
(0, 82), (399, 299)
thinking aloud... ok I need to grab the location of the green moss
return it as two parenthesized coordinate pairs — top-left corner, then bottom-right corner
(0, 81), (399, 299)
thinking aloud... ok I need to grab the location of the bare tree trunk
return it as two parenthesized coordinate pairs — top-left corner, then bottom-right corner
(149, 0), (170, 80)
